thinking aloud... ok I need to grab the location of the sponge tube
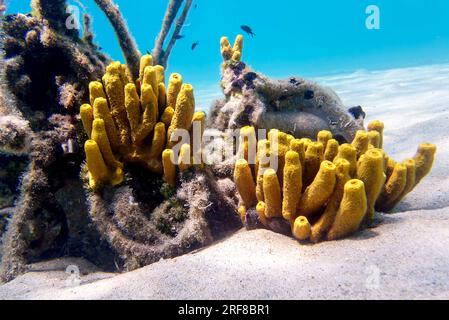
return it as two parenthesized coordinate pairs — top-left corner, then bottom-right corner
(327, 179), (368, 240)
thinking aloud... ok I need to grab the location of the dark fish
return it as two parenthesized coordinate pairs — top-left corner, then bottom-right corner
(191, 42), (199, 51)
(241, 25), (255, 37)
(174, 35), (185, 40)
(194, 4), (198, 9)
(146, 49), (151, 55)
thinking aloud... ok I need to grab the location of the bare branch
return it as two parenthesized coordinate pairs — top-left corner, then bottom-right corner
(160, 0), (193, 68)
(82, 13), (95, 47)
(30, 0), (77, 36)
(152, 0), (183, 65)
(94, 0), (141, 80)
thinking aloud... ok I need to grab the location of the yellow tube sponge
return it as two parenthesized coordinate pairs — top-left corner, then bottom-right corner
(269, 129), (289, 184)
(168, 84), (195, 147)
(84, 139), (123, 190)
(324, 139), (339, 162)
(80, 104), (94, 138)
(385, 157), (397, 180)
(85, 140), (108, 188)
(376, 163), (407, 212)
(143, 66), (159, 99)
(89, 81), (107, 106)
(233, 34), (244, 53)
(300, 138), (312, 151)
(393, 159), (417, 206)
(255, 169), (265, 202)
(158, 82), (167, 114)
(238, 206), (247, 223)
(298, 161), (337, 218)
(356, 148), (386, 223)
(375, 159), (417, 212)
(91, 119), (120, 169)
(327, 179), (367, 241)
(178, 144), (192, 171)
(311, 159), (351, 243)
(290, 139), (305, 169)
(79, 55), (205, 189)
(413, 143), (437, 186)
(167, 73), (183, 110)
(367, 120), (385, 149)
(232, 51), (242, 62)
(256, 140), (270, 202)
(93, 98), (121, 153)
(135, 84), (158, 144)
(102, 68), (130, 145)
(263, 169), (282, 218)
(234, 159), (257, 208)
(303, 142), (324, 188)
(192, 111), (206, 136)
(191, 111), (206, 164)
(368, 131), (381, 149)
(162, 149), (177, 187)
(282, 151), (303, 222)
(317, 130), (333, 150)
(238, 126), (257, 163)
(124, 83), (142, 141)
(220, 36), (233, 60)
(149, 122), (167, 159)
(139, 54), (153, 84)
(154, 65), (165, 84)
(352, 130), (369, 159)
(256, 201), (268, 227)
(334, 143), (357, 177)
(161, 107), (175, 127)
(292, 216), (311, 241)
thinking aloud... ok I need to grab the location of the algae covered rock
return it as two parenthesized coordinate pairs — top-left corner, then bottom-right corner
(210, 35), (365, 143)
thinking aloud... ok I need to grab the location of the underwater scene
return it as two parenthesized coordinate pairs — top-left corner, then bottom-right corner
(0, 0), (448, 301)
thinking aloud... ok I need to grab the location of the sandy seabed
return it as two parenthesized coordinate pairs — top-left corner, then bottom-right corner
(1, 64), (448, 300)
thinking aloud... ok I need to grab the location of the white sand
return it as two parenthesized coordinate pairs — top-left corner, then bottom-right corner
(1, 64), (448, 300)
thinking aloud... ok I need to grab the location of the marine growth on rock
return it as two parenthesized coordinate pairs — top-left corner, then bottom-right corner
(78, 56), (241, 271)
(210, 35), (365, 143)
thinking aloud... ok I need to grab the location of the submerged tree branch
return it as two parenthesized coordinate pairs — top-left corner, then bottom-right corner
(160, 0), (193, 68)
(30, 0), (77, 37)
(93, 0), (141, 80)
(152, 0), (187, 67)
(82, 13), (95, 47)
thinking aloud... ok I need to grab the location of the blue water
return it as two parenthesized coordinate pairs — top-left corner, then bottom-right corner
(6, 0), (449, 108)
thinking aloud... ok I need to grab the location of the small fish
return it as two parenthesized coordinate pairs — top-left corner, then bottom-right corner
(174, 35), (185, 40)
(191, 42), (199, 51)
(146, 49), (151, 55)
(194, 4), (198, 9)
(241, 25), (256, 37)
